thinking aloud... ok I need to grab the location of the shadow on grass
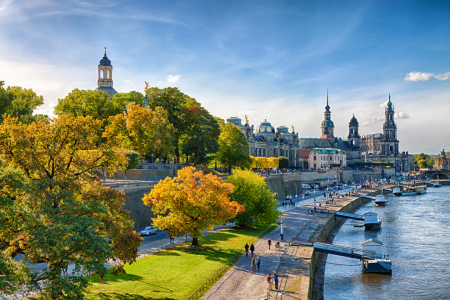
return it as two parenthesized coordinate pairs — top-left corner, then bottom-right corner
(96, 292), (176, 300)
(88, 273), (144, 284)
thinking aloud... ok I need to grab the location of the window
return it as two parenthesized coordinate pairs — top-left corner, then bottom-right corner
(314, 156), (316, 161)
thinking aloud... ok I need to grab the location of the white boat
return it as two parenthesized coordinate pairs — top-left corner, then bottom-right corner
(433, 181), (441, 187)
(392, 186), (402, 196)
(374, 195), (387, 206)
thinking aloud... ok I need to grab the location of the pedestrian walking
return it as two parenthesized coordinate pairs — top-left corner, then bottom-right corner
(245, 243), (249, 256)
(268, 238), (272, 249)
(274, 273), (279, 290)
(267, 273), (273, 291)
(256, 256), (261, 270)
(250, 243), (255, 256)
(251, 256), (257, 271)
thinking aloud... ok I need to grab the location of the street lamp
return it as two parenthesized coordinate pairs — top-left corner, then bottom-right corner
(280, 219), (284, 240)
(313, 180), (317, 212)
(151, 153), (154, 168)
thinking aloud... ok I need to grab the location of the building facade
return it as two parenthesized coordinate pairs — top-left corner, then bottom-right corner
(227, 117), (300, 167)
(299, 91), (361, 166)
(96, 48), (117, 98)
(361, 95), (412, 172)
(434, 149), (450, 170)
(308, 148), (347, 169)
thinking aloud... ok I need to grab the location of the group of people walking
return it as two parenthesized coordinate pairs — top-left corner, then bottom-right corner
(244, 243), (261, 271)
(244, 238), (281, 293)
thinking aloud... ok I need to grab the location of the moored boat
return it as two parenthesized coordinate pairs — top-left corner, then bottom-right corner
(433, 181), (441, 188)
(392, 186), (402, 196)
(414, 186), (427, 195)
(374, 195), (387, 206)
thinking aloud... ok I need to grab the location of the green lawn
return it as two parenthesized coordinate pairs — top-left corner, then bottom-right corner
(84, 224), (276, 300)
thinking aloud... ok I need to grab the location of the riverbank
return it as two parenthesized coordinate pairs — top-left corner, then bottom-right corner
(294, 188), (381, 300)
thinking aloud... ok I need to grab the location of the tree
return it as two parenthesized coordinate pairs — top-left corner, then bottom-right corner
(104, 103), (175, 158)
(0, 115), (142, 299)
(0, 81), (45, 123)
(226, 170), (280, 227)
(216, 123), (252, 173)
(143, 167), (244, 246)
(145, 87), (191, 158)
(124, 150), (140, 180)
(278, 156), (289, 169)
(180, 103), (220, 166)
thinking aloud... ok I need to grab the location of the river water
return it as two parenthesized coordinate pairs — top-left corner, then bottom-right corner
(324, 185), (450, 300)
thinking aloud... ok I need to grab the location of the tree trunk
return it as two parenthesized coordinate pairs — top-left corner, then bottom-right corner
(191, 237), (199, 246)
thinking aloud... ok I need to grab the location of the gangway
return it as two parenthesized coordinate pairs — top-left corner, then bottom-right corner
(335, 211), (364, 221)
(291, 238), (392, 273)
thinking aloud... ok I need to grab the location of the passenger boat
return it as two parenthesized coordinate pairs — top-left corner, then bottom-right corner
(401, 186), (418, 196)
(374, 195), (388, 206)
(392, 186), (402, 197)
(433, 181), (441, 188)
(414, 186), (427, 195)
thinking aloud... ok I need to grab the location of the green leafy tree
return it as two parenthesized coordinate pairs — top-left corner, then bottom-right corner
(124, 150), (140, 180)
(104, 103), (175, 159)
(278, 156), (289, 169)
(180, 103), (220, 166)
(145, 87), (191, 158)
(216, 123), (252, 173)
(112, 91), (144, 111)
(226, 169), (280, 227)
(0, 81), (45, 123)
(0, 115), (142, 299)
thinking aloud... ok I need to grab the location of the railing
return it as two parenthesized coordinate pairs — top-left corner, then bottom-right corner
(186, 224), (277, 300)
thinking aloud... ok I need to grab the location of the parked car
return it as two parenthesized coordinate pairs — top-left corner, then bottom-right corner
(140, 226), (157, 236)
(304, 191), (311, 196)
(286, 195), (293, 200)
(326, 187), (333, 191)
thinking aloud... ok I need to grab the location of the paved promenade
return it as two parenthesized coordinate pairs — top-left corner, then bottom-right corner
(200, 189), (366, 300)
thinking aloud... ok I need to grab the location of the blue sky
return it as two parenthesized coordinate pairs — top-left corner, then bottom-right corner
(1, 0), (449, 154)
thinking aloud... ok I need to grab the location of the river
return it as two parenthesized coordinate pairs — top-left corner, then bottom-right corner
(324, 185), (450, 300)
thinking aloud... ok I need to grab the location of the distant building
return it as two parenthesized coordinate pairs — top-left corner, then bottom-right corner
(96, 48), (117, 98)
(298, 149), (312, 169)
(298, 91), (361, 166)
(434, 149), (450, 170)
(308, 148), (347, 169)
(361, 95), (412, 172)
(226, 117), (300, 167)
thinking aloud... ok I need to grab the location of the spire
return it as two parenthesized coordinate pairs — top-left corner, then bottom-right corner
(325, 89), (330, 111)
(387, 93), (392, 107)
(104, 47), (107, 55)
(327, 89), (329, 106)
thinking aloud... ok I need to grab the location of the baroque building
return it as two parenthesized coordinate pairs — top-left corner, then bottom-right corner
(309, 148), (347, 169)
(96, 48), (117, 98)
(360, 95), (412, 172)
(298, 91), (361, 166)
(434, 149), (450, 170)
(226, 117), (300, 167)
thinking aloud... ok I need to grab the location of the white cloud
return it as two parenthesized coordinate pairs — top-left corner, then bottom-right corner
(361, 122), (369, 126)
(434, 72), (450, 81)
(238, 110), (255, 115)
(405, 71), (450, 81)
(123, 80), (131, 83)
(396, 112), (409, 119)
(371, 116), (384, 122)
(166, 75), (180, 83)
(405, 72), (434, 81)
(379, 101), (387, 107)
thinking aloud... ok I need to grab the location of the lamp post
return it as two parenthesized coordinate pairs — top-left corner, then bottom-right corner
(151, 153), (154, 168)
(280, 219), (284, 240)
(314, 180), (317, 212)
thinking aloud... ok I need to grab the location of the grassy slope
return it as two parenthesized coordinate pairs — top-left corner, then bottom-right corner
(84, 224), (275, 300)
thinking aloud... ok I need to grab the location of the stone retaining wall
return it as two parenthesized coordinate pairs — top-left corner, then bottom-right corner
(305, 190), (381, 299)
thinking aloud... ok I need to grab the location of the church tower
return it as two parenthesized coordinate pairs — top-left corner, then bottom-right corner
(96, 47), (117, 98)
(348, 114), (360, 148)
(321, 89), (335, 138)
(381, 94), (398, 155)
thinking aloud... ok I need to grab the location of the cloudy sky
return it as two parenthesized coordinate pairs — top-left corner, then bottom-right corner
(1, 0), (449, 154)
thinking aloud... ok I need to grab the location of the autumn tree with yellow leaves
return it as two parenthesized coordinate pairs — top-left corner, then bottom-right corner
(0, 115), (142, 299)
(143, 167), (245, 246)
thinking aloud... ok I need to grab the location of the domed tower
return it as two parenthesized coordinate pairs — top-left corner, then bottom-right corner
(348, 114), (360, 148)
(381, 94), (398, 155)
(321, 89), (335, 138)
(96, 47), (117, 98)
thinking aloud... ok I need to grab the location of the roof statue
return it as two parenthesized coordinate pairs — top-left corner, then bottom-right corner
(145, 81), (149, 92)
(291, 125), (295, 133)
(245, 115), (249, 124)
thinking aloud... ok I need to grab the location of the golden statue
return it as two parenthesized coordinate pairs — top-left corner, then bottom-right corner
(291, 125), (295, 133)
(245, 115), (249, 124)
(144, 81), (149, 92)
